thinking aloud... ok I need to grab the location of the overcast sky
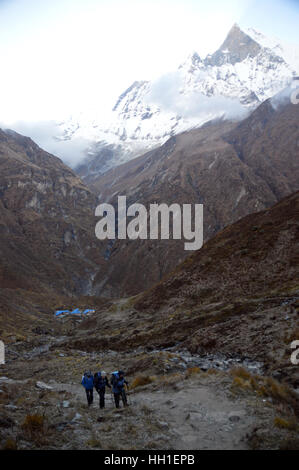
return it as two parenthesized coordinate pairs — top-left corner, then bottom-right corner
(0, 0), (298, 125)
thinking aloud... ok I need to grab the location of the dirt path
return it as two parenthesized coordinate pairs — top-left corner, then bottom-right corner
(141, 384), (254, 450)
(47, 376), (257, 450)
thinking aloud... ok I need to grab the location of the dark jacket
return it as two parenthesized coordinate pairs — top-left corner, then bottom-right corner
(94, 373), (110, 391)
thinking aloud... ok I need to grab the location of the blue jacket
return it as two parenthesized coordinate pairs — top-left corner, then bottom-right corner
(81, 375), (94, 390)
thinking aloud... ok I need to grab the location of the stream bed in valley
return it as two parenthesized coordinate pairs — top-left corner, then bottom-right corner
(149, 347), (265, 375)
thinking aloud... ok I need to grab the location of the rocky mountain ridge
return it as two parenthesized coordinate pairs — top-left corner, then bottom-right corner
(88, 94), (299, 297)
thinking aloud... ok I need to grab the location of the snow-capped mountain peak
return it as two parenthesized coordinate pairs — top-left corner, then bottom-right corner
(205, 23), (262, 66)
(57, 24), (299, 180)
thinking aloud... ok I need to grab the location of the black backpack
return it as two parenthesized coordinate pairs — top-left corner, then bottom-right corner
(94, 372), (100, 385)
(95, 372), (106, 389)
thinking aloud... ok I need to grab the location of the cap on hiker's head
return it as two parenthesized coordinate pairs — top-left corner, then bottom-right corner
(101, 371), (107, 377)
(119, 370), (124, 376)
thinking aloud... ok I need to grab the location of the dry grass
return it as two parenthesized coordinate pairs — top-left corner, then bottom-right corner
(21, 414), (46, 442)
(231, 374), (258, 391)
(264, 377), (290, 401)
(231, 369), (299, 418)
(279, 438), (299, 450)
(124, 423), (138, 436)
(232, 376), (251, 390)
(140, 404), (152, 416)
(86, 435), (102, 448)
(231, 366), (252, 380)
(130, 375), (156, 389)
(157, 372), (182, 391)
(206, 368), (222, 376)
(274, 416), (297, 431)
(185, 367), (201, 378)
(108, 304), (118, 313)
(283, 327), (299, 344)
(2, 438), (17, 450)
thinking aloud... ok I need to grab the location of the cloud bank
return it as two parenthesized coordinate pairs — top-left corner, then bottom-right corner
(0, 120), (90, 168)
(145, 71), (249, 121)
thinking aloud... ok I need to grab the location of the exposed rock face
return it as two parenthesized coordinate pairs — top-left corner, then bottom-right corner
(0, 129), (105, 298)
(205, 24), (262, 66)
(89, 96), (299, 297)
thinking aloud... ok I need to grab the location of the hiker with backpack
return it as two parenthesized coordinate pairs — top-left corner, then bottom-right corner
(81, 371), (94, 406)
(111, 370), (129, 408)
(94, 371), (111, 409)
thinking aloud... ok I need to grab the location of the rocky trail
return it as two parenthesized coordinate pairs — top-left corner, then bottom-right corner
(0, 292), (298, 451)
(141, 383), (258, 450)
(0, 373), (271, 450)
(42, 378), (257, 450)
(1, 337), (298, 450)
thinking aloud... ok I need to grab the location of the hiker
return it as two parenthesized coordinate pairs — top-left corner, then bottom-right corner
(81, 371), (94, 406)
(94, 371), (111, 409)
(111, 370), (129, 408)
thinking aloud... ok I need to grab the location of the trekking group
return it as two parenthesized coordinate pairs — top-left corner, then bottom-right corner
(81, 370), (129, 409)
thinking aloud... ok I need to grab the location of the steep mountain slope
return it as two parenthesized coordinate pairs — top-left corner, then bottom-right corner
(130, 191), (299, 388)
(57, 24), (299, 180)
(0, 129), (109, 332)
(225, 91), (299, 198)
(135, 191), (299, 313)
(1, 193), (298, 451)
(88, 95), (299, 297)
(63, 192), (299, 389)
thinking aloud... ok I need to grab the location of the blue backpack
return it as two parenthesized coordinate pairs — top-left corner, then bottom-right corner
(111, 371), (119, 386)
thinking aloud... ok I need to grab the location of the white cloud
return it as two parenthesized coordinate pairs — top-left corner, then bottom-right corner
(0, 120), (90, 167)
(146, 71), (248, 120)
(0, 0), (252, 123)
